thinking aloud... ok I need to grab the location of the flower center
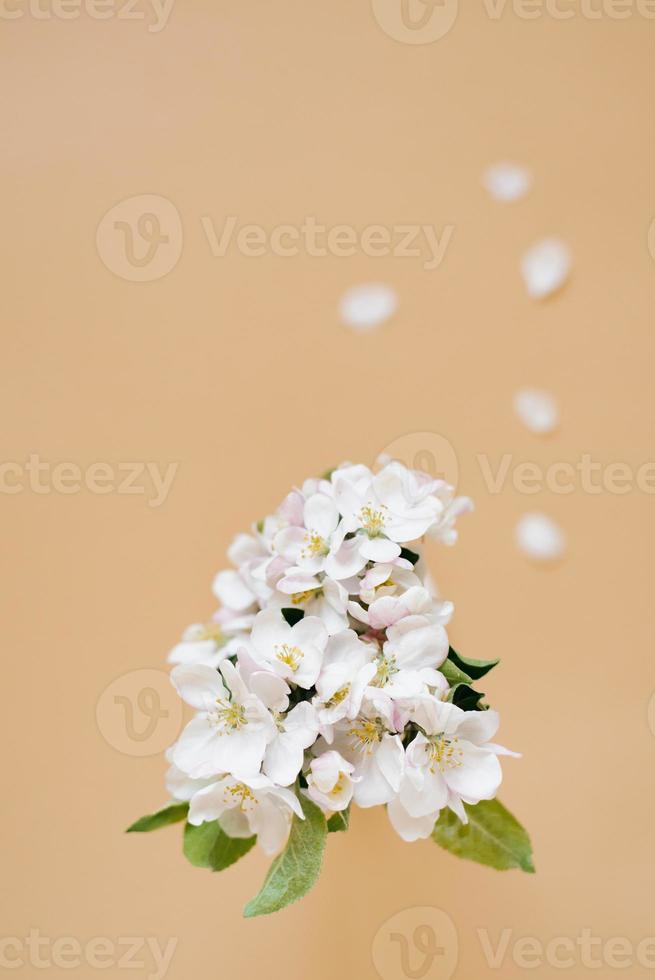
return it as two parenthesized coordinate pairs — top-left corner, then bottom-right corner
(301, 531), (329, 558)
(324, 684), (350, 709)
(212, 698), (247, 732)
(348, 717), (385, 754)
(198, 622), (223, 644)
(428, 735), (464, 773)
(275, 643), (303, 672)
(291, 587), (322, 605)
(225, 782), (258, 812)
(372, 652), (398, 687)
(359, 503), (387, 536)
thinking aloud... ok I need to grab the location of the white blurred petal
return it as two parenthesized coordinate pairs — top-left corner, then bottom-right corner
(515, 512), (566, 561)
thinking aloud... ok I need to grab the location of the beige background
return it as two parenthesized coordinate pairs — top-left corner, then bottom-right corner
(3, 2), (655, 978)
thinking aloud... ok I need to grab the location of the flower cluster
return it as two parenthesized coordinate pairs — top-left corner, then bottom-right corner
(129, 460), (531, 913)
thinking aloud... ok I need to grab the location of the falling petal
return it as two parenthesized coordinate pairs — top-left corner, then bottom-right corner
(515, 513), (566, 562)
(339, 283), (398, 332)
(521, 238), (571, 299)
(513, 388), (559, 434)
(483, 162), (532, 202)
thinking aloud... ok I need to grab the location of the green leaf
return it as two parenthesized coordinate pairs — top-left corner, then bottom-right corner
(440, 658), (473, 687)
(327, 807), (350, 833)
(281, 607), (305, 627)
(183, 821), (256, 871)
(448, 646), (499, 680)
(432, 799), (535, 873)
(126, 802), (189, 833)
(450, 683), (487, 711)
(244, 793), (327, 917)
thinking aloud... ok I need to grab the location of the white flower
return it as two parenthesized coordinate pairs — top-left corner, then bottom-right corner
(388, 699), (517, 842)
(356, 560), (420, 606)
(188, 773), (304, 855)
(366, 614), (449, 699)
(329, 715), (404, 808)
(274, 492), (340, 575)
(171, 660), (276, 779)
(167, 621), (231, 668)
(426, 486), (474, 546)
(164, 748), (215, 801)
(306, 750), (356, 812)
(272, 575), (349, 636)
(263, 702), (319, 787)
(348, 584), (436, 630)
(249, 608), (328, 688)
(313, 630), (377, 729)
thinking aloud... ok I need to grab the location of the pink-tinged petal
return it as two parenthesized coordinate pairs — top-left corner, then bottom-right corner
(212, 569), (254, 611)
(277, 489), (305, 527)
(187, 781), (227, 825)
(324, 538), (367, 580)
(227, 533), (264, 566)
(353, 755), (395, 807)
(347, 600), (370, 626)
(248, 670), (290, 712)
(219, 659), (249, 704)
(291, 615), (329, 653)
(251, 607), (289, 653)
(367, 595), (406, 630)
(291, 643), (324, 689)
(210, 728), (268, 776)
(456, 709), (501, 746)
(400, 765), (448, 817)
(486, 743), (521, 758)
(171, 663), (226, 710)
(359, 536), (401, 563)
(172, 716), (219, 777)
(446, 792), (468, 823)
(376, 734), (405, 793)
(444, 744), (503, 802)
(250, 799), (292, 855)
(304, 493), (339, 538)
(387, 797), (438, 842)
(218, 808), (252, 838)
(276, 570), (321, 594)
(274, 526), (305, 562)
(263, 732), (306, 787)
